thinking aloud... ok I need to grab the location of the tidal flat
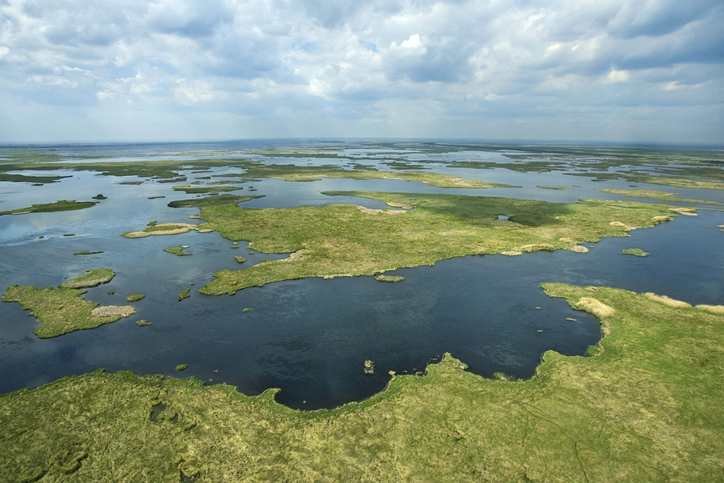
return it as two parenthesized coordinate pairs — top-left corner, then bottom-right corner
(0, 140), (723, 481)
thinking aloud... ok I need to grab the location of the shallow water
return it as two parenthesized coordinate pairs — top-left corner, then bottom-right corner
(1, 141), (723, 409)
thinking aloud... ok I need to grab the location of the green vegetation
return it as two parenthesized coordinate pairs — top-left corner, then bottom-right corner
(125, 294), (145, 302)
(172, 184), (242, 194)
(621, 248), (649, 257)
(175, 364), (188, 372)
(147, 221), (157, 226)
(2, 283), (135, 338)
(167, 194), (261, 209)
(364, 360), (374, 375)
(92, 194), (107, 200)
(601, 188), (724, 205)
(73, 251), (104, 256)
(237, 162), (518, 189)
(60, 269), (116, 289)
(63, 233), (75, 237)
(234, 256), (246, 263)
(0, 200), (96, 216)
(0, 285), (722, 480)
(242, 308), (252, 313)
(178, 288), (190, 301)
(0, 173), (70, 184)
(537, 185), (574, 190)
(163, 246), (191, 256)
(122, 223), (212, 238)
(374, 274), (405, 283)
(136, 319), (152, 327)
(185, 191), (685, 295)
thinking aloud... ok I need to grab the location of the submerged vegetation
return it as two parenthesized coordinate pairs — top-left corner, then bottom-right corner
(0, 200), (96, 216)
(177, 191), (687, 294)
(0, 285), (722, 480)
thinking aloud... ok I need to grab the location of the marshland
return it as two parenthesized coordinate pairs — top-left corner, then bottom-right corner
(1, 140), (723, 481)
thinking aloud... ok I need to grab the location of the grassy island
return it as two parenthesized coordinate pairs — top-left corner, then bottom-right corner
(621, 248), (649, 257)
(59, 268), (116, 289)
(125, 294), (145, 302)
(73, 251), (104, 256)
(163, 247), (191, 256)
(173, 191), (689, 295)
(601, 188), (724, 206)
(0, 285), (722, 480)
(0, 200), (96, 216)
(178, 288), (190, 301)
(2, 283), (135, 338)
(374, 274), (405, 283)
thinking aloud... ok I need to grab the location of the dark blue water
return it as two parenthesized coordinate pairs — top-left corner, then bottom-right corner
(1, 142), (723, 409)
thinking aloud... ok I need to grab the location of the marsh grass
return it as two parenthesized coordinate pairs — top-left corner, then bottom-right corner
(2, 283), (135, 338)
(185, 191), (680, 295)
(5, 285), (720, 480)
(0, 200), (96, 216)
(644, 293), (692, 309)
(73, 251), (104, 256)
(374, 274), (405, 283)
(59, 268), (115, 289)
(125, 294), (145, 302)
(178, 288), (190, 301)
(601, 189), (724, 205)
(621, 248), (649, 257)
(164, 247), (192, 256)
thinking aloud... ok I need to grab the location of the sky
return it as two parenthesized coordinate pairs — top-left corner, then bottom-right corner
(0, 0), (722, 144)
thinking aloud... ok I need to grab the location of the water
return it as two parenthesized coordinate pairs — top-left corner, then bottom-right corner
(1, 141), (723, 409)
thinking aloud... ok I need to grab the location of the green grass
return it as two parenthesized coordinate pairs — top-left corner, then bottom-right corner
(73, 251), (104, 256)
(59, 269), (116, 289)
(136, 319), (152, 327)
(234, 256), (246, 264)
(178, 288), (190, 301)
(2, 284), (135, 338)
(242, 308), (252, 313)
(374, 274), (405, 283)
(184, 191), (685, 295)
(163, 247), (191, 256)
(537, 185), (574, 190)
(0, 285), (722, 480)
(0, 173), (70, 184)
(621, 248), (649, 257)
(125, 294), (145, 302)
(172, 185), (242, 194)
(0, 200), (96, 216)
(175, 364), (188, 372)
(600, 188), (724, 205)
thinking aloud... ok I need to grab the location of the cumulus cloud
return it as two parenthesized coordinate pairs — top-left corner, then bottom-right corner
(0, 0), (721, 142)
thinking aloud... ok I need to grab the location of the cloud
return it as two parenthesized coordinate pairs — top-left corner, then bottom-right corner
(0, 0), (721, 143)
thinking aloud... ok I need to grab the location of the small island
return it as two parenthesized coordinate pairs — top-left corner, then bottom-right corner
(621, 248), (649, 257)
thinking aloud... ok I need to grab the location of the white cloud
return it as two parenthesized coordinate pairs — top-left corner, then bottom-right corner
(0, 0), (722, 142)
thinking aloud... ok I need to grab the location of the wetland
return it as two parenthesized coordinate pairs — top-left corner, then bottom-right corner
(1, 140), (723, 481)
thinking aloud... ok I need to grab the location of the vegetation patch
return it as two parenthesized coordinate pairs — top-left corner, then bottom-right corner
(164, 246), (192, 256)
(537, 185), (574, 190)
(125, 294), (145, 302)
(0, 173), (70, 184)
(73, 251), (104, 256)
(621, 248), (649, 257)
(178, 288), (190, 301)
(601, 188), (724, 205)
(2, 284), (135, 338)
(59, 268), (116, 288)
(374, 274), (405, 283)
(0, 200), (96, 216)
(175, 364), (188, 372)
(172, 184), (242, 194)
(187, 191), (683, 295)
(122, 223), (210, 238)
(234, 256), (246, 263)
(136, 319), (152, 326)
(0, 285), (723, 481)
